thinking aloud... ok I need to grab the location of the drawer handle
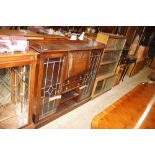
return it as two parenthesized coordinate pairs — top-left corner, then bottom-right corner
(49, 95), (62, 101)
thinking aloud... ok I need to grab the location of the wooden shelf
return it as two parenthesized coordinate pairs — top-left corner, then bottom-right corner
(91, 32), (126, 99)
(60, 91), (79, 104)
(100, 60), (118, 65)
(96, 73), (114, 81)
(58, 99), (77, 112)
(105, 48), (123, 52)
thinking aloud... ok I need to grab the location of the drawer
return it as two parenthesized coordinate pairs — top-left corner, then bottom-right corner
(62, 81), (80, 93)
(64, 74), (87, 85)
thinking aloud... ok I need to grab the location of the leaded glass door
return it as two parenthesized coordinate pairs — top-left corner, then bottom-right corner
(0, 65), (31, 128)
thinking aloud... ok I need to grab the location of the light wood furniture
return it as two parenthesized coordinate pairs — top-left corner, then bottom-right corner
(91, 82), (155, 129)
(0, 51), (38, 129)
(91, 33), (126, 98)
(30, 40), (105, 128)
(127, 46), (148, 77)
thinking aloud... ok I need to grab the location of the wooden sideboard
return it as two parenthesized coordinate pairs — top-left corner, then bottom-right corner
(30, 40), (105, 128)
(0, 51), (38, 128)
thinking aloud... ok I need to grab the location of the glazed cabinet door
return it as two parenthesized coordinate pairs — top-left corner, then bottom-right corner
(79, 49), (103, 101)
(0, 61), (36, 129)
(35, 53), (66, 122)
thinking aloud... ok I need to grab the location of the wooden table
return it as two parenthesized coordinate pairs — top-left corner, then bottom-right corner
(91, 82), (155, 129)
(0, 29), (68, 40)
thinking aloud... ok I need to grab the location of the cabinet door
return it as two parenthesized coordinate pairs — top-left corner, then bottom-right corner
(0, 65), (32, 128)
(37, 55), (65, 120)
(79, 50), (103, 100)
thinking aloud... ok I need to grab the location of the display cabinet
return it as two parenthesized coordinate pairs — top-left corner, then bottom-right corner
(30, 40), (104, 127)
(91, 33), (126, 98)
(0, 51), (38, 128)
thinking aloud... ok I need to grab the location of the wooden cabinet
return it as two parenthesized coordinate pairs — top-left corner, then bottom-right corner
(30, 40), (104, 127)
(0, 51), (38, 128)
(91, 33), (126, 98)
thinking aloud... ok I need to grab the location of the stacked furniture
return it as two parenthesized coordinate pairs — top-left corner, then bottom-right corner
(91, 33), (126, 98)
(127, 45), (148, 76)
(30, 40), (105, 127)
(0, 50), (38, 128)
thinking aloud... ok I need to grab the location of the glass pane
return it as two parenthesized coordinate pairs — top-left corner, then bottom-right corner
(102, 51), (121, 63)
(40, 57), (63, 118)
(98, 62), (117, 76)
(107, 38), (125, 50)
(0, 65), (30, 128)
(95, 80), (104, 95)
(103, 76), (115, 93)
(80, 50), (102, 100)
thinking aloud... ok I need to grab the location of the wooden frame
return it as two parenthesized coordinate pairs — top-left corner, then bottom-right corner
(91, 33), (126, 98)
(0, 51), (38, 129)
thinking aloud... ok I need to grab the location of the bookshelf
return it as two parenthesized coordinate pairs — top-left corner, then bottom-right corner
(91, 33), (126, 98)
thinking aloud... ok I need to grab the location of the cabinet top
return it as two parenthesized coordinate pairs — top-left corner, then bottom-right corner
(0, 50), (38, 57)
(30, 40), (105, 53)
(0, 29), (68, 40)
(97, 32), (126, 39)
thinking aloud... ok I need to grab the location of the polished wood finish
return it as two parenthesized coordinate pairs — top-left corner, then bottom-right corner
(91, 82), (155, 129)
(30, 40), (105, 52)
(0, 29), (68, 40)
(0, 51), (38, 129)
(0, 29), (44, 40)
(30, 40), (105, 127)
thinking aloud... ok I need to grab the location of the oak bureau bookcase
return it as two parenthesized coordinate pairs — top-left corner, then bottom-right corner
(30, 40), (105, 127)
